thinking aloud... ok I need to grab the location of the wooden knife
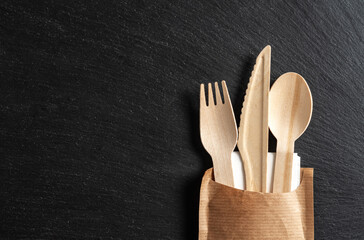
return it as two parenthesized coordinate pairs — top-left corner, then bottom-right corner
(237, 45), (271, 192)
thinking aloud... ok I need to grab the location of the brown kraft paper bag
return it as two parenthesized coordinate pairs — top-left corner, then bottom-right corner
(199, 168), (314, 239)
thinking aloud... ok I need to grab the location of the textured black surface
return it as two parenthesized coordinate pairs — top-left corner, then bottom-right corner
(1, 1), (363, 239)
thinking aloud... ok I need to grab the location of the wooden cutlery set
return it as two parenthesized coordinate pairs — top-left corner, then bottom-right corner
(198, 46), (315, 239)
(200, 45), (313, 193)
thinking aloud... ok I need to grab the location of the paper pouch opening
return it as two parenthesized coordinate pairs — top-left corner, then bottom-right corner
(199, 168), (314, 239)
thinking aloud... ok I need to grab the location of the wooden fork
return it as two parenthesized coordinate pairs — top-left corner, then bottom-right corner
(200, 81), (238, 188)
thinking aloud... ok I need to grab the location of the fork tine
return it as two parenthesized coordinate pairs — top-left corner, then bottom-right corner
(222, 80), (231, 105)
(208, 83), (214, 106)
(215, 82), (222, 105)
(200, 84), (206, 107)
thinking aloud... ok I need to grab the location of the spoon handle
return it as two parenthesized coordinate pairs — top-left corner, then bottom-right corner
(273, 140), (294, 193)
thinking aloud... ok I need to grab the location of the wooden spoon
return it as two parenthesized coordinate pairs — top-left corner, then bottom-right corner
(269, 72), (312, 193)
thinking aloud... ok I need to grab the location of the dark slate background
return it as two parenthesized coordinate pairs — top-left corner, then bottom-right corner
(1, 0), (363, 239)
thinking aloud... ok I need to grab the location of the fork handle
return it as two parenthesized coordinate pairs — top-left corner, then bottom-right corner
(212, 154), (235, 188)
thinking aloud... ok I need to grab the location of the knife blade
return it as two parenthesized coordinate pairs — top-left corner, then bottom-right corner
(237, 45), (271, 192)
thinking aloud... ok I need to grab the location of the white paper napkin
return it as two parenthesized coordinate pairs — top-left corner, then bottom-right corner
(231, 152), (301, 192)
